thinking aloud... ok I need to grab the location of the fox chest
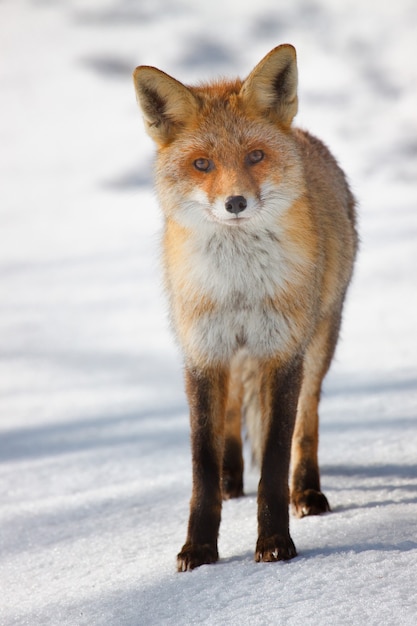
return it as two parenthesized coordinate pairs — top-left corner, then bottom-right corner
(166, 231), (306, 365)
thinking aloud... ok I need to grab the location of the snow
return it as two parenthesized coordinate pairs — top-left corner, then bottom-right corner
(0, 0), (416, 624)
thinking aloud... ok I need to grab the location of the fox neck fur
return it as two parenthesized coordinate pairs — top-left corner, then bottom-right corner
(162, 195), (321, 367)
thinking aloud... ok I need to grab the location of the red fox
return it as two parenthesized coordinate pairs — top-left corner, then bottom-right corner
(133, 44), (358, 571)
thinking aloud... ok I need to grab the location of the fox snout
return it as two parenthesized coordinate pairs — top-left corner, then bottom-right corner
(225, 195), (248, 215)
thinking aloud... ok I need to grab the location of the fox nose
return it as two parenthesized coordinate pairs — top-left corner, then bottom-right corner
(225, 195), (247, 215)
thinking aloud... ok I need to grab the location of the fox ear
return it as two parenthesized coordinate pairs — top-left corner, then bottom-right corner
(240, 44), (298, 127)
(133, 66), (198, 145)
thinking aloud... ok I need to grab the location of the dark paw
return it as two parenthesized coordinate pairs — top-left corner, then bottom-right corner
(222, 472), (244, 500)
(255, 534), (297, 563)
(177, 543), (218, 572)
(291, 489), (331, 518)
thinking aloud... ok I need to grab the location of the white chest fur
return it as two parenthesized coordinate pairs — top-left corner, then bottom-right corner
(168, 223), (312, 366)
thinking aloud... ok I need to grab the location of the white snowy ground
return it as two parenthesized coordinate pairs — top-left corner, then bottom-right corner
(1, 0), (416, 624)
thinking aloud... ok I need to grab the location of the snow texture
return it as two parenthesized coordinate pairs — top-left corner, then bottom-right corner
(1, 0), (416, 624)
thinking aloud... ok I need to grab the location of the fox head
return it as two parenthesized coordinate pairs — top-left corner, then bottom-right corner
(133, 45), (303, 227)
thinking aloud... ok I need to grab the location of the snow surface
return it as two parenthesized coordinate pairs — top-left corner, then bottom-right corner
(1, 0), (416, 624)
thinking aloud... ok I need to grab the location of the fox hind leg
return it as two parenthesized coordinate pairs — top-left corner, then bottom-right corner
(290, 312), (342, 517)
(222, 354), (245, 499)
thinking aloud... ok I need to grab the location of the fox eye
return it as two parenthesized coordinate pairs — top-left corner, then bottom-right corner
(193, 158), (213, 172)
(247, 150), (264, 165)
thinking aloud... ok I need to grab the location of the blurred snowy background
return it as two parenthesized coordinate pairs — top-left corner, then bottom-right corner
(0, 1), (416, 624)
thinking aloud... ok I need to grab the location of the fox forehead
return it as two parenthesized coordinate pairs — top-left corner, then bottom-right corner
(159, 104), (293, 170)
(190, 77), (243, 102)
(144, 80), (261, 152)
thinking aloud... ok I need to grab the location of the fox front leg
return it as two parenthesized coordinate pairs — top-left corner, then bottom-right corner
(177, 366), (229, 572)
(255, 359), (303, 563)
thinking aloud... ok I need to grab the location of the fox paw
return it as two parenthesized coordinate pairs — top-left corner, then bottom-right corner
(255, 534), (297, 563)
(222, 471), (244, 500)
(291, 489), (331, 518)
(177, 543), (218, 572)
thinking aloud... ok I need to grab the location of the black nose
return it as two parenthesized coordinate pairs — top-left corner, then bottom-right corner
(225, 195), (247, 215)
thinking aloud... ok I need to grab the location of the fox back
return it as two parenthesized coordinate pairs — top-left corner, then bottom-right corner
(133, 45), (358, 571)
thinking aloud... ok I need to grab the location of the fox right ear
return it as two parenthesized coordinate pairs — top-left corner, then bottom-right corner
(133, 66), (198, 145)
(240, 45), (298, 128)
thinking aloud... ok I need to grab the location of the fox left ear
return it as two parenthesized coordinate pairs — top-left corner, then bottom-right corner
(240, 44), (298, 128)
(133, 66), (198, 145)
